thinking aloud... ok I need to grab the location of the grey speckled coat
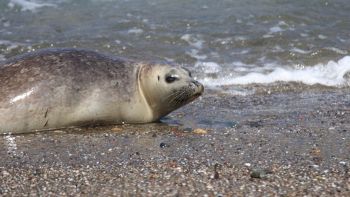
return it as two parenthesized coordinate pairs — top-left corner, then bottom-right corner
(0, 49), (143, 133)
(0, 48), (204, 134)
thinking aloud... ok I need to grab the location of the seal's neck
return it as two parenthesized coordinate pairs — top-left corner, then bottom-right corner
(134, 64), (158, 122)
(137, 64), (172, 122)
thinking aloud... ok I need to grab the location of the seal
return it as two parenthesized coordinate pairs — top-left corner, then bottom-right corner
(0, 48), (204, 134)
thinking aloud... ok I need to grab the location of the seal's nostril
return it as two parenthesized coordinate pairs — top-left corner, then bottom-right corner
(192, 80), (201, 87)
(190, 80), (204, 93)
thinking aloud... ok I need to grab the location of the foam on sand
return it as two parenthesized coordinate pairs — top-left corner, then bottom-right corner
(8, 0), (56, 11)
(202, 56), (350, 87)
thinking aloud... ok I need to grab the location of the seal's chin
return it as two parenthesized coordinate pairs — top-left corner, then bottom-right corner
(189, 91), (202, 102)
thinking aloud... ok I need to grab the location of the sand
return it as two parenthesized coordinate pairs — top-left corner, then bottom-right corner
(0, 87), (349, 196)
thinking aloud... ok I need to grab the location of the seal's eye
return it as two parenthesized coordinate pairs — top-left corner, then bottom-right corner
(165, 75), (178, 83)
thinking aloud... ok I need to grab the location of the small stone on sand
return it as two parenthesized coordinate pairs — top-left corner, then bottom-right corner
(193, 128), (208, 134)
(111, 127), (123, 132)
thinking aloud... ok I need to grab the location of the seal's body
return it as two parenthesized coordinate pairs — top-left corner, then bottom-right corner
(0, 48), (203, 133)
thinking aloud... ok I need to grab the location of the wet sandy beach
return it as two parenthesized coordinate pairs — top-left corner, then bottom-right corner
(1, 87), (349, 196)
(1, 0), (350, 196)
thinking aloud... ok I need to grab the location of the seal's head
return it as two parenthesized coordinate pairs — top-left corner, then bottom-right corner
(139, 62), (204, 120)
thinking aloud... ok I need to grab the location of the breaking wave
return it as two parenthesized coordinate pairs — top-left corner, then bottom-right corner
(201, 56), (350, 87)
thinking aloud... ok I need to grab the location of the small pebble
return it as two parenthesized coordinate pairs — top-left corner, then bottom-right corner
(2, 170), (10, 176)
(214, 164), (220, 179)
(310, 147), (321, 156)
(250, 168), (272, 179)
(111, 127), (123, 132)
(160, 142), (168, 148)
(244, 163), (251, 167)
(53, 130), (65, 133)
(193, 128), (208, 134)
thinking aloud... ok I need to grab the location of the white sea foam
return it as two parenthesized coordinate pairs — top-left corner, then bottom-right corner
(194, 62), (221, 74)
(265, 21), (294, 38)
(8, 0), (56, 11)
(234, 36), (247, 41)
(318, 34), (327, 40)
(324, 47), (348, 55)
(215, 38), (231, 45)
(186, 49), (207, 60)
(127, 28), (143, 34)
(270, 26), (283, 33)
(182, 34), (206, 60)
(272, 45), (284, 52)
(181, 34), (204, 49)
(201, 56), (350, 87)
(269, 21), (290, 33)
(0, 40), (23, 51)
(231, 49), (249, 55)
(290, 47), (311, 54)
(262, 34), (274, 38)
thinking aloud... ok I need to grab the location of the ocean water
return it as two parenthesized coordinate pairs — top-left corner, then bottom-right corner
(1, 0), (350, 94)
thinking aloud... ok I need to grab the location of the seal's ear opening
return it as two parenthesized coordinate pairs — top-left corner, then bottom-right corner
(182, 67), (192, 77)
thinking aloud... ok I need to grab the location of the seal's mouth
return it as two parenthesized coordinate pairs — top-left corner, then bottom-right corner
(168, 82), (204, 106)
(193, 89), (204, 97)
(194, 92), (202, 97)
(189, 86), (204, 102)
(188, 93), (201, 102)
